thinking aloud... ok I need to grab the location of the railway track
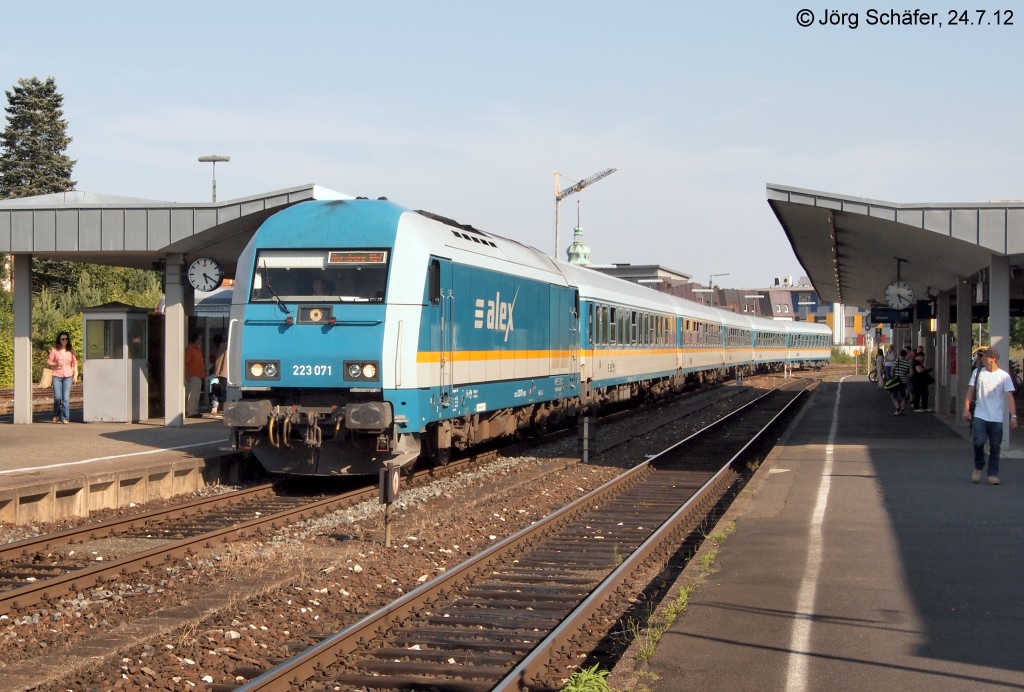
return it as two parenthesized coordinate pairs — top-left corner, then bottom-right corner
(233, 380), (809, 692)
(0, 454), (492, 618)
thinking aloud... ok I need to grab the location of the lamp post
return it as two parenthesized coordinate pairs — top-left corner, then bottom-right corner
(198, 155), (230, 203)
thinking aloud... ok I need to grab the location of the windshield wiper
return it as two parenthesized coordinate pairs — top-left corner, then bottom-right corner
(262, 261), (291, 314)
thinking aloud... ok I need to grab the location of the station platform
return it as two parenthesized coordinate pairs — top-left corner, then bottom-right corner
(0, 408), (236, 524)
(647, 377), (1024, 691)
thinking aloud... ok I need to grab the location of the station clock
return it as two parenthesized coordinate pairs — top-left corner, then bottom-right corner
(883, 280), (914, 309)
(187, 257), (225, 292)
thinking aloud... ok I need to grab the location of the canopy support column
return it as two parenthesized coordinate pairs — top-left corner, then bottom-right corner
(163, 254), (186, 427)
(13, 254), (33, 424)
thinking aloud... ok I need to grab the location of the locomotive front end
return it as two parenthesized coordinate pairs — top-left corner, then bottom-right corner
(222, 201), (422, 476)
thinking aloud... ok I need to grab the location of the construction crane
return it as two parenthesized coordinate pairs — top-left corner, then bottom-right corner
(553, 167), (617, 260)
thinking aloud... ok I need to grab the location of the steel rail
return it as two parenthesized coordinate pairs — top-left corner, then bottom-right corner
(233, 382), (808, 692)
(0, 447), (502, 617)
(0, 481), (278, 562)
(495, 386), (808, 690)
(0, 485), (375, 615)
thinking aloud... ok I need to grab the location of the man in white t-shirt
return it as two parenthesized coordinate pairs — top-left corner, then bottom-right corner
(963, 346), (1017, 485)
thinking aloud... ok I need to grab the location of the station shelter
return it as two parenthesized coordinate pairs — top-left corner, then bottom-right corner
(0, 185), (351, 426)
(768, 183), (1024, 437)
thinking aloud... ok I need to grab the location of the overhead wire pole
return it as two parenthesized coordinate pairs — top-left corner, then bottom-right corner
(553, 167), (617, 260)
(708, 273), (729, 307)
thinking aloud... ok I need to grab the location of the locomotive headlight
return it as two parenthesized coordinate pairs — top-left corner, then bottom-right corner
(343, 360), (380, 381)
(245, 360), (280, 381)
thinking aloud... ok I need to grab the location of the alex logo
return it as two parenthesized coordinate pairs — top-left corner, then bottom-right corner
(473, 288), (519, 342)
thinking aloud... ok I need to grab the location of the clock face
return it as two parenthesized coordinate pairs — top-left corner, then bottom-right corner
(187, 257), (224, 292)
(883, 280), (914, 309)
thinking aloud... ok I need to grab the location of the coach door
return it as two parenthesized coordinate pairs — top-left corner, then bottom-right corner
(570, 289), (580, 384)
(428, 258), (455, 410)
(549, 286), (579, 393)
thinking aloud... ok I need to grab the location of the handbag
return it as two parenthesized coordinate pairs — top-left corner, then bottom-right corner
(39, 367), (53, 388)
(883, 376), (902, 391)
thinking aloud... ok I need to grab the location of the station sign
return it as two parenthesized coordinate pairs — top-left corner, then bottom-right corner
(870, 307), (914, 325)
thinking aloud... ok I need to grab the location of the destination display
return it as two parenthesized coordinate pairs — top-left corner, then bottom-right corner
(869, 307), (914, 325)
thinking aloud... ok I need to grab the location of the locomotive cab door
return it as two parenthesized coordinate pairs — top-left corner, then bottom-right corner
(427, 257), (455, 410)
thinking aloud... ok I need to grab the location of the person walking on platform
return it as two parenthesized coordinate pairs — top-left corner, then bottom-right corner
(875, 348), (885, 389)
(47, 331), (78, 424)
(963, 346), (1017, 485)
(184, 333), (206, 419)
(910, 349), (933, 411)
(209, 335), (227, 417)
(884, 345), (896, 381)
(890, 349), (912, 415)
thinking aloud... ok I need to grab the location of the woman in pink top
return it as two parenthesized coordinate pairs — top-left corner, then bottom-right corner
(47, 331), (78, 424)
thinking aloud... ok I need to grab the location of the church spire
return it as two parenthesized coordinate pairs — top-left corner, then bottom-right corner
(566, 200), (591, 265)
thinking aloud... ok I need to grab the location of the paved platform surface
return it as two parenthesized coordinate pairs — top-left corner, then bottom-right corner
(0, 408), (231, 513)
(648, 377), (1024, 691)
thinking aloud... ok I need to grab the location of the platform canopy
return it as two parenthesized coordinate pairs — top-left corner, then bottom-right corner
(767, 183), (1024, 307)
(0, 184), (352, 278)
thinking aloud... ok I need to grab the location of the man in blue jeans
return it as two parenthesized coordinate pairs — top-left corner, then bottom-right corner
(963, 346), (1018, 485)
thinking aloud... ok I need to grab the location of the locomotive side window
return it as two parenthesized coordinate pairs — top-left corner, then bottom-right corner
(428, 259), (441, 305)
(250, 249), (390, 303)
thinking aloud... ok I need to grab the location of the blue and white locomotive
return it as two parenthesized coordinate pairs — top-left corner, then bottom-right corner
(221, 198), (831, 476)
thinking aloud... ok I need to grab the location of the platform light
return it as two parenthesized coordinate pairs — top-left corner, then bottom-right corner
(198, 155), (230, 203)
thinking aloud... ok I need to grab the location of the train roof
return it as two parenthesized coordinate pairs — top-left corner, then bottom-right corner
(409, 210), (569, 284)
(557, 261), (682, 312)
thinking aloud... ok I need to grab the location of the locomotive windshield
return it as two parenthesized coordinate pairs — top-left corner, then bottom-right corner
(250, 249), (389, 303)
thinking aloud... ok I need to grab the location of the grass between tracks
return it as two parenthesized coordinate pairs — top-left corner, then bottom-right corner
(565, 519), (739, 691)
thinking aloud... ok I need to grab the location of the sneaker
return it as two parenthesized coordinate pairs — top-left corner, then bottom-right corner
(972, 469), (983, 483)
(988, 476), (1001, 485)
(894, 410), (901, 416)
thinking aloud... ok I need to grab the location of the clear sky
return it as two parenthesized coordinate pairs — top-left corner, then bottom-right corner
(2, 1), (1020, 288)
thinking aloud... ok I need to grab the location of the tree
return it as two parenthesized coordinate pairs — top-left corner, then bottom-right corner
(0, 76), (75, 198)
(0, 76), (77, 291)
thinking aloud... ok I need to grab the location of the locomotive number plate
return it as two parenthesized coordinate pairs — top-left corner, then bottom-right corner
(293, 364), (334, 376)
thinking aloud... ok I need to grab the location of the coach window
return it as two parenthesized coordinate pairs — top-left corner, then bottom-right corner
(609, 307), (617, 345)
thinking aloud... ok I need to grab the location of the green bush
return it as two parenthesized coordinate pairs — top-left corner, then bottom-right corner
(830, 348), (855, 364)
(0, 266), (161, 387)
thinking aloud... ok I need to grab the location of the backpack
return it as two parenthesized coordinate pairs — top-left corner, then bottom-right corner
(969, 367), (981, 415)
